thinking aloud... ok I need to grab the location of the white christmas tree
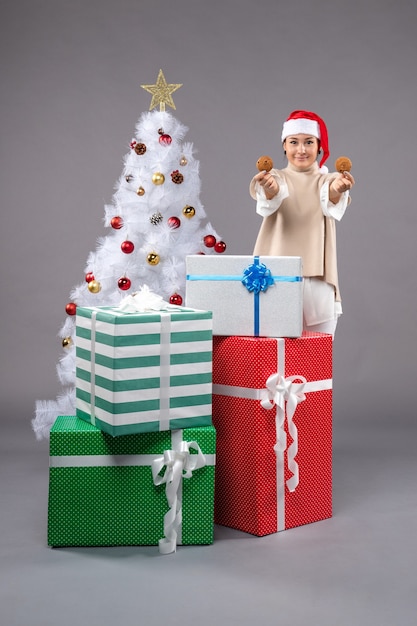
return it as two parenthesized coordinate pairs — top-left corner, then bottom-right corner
(33, 70), (226, 440)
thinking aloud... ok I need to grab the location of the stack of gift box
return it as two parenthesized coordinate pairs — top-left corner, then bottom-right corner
(48, 255), (333, 553)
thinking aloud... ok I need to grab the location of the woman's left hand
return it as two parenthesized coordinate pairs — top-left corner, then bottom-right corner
(330, 171), (355, 195)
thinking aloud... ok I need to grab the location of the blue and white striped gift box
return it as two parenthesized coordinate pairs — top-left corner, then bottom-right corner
(75, 305), (213, 436)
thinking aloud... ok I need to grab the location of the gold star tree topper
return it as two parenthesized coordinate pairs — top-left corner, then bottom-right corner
(141, 69), (183, 111)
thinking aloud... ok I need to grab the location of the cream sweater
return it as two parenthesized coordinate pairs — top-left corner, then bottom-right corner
(250, 162), (347, 302)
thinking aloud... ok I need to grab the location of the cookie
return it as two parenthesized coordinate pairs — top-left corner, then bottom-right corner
(335, 156), (352, 173)
(256, 155), (274, 172)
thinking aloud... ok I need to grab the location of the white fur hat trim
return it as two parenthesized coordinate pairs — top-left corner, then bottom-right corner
(281, 119), (320, 142)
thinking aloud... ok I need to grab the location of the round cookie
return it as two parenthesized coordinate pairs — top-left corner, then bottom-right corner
(335, 156), (352, 173)
(256, 155), (274, 172)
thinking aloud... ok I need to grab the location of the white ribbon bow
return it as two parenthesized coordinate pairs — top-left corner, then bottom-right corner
(261, 373), (307, 492)
(151, 441), (207, 554)
(118, 284), (168, 313)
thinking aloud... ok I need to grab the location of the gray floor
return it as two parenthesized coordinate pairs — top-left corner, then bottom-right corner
(1, 412), (416, 626)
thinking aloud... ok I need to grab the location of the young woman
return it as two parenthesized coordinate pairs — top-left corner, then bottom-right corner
(250, 110), (355, 338)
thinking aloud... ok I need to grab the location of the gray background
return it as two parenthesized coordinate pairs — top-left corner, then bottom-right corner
(1, 1), (416, 624)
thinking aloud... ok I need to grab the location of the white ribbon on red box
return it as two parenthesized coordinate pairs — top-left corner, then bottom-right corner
(212, 337), (332, 531)
(260, 371), (307, 493)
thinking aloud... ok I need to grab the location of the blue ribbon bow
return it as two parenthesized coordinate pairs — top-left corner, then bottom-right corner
(241, 261), (275, 294)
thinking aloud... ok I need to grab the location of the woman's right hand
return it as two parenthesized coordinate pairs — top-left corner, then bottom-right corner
(254, 170), (279, 199)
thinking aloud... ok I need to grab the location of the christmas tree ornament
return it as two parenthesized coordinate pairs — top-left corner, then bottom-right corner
(129, 140), (137, 149)
(150, 212), (163, 225)
(158, 128), (164, 135)
(152, 172), (165, 185)
(147, 252), (160, 265)
(125, 174), (134, 183)
(214, 240), (227, 253)
(180, 156), (188, 166)
(62, 337), (72, 348)
(87, 280), (101, 293)
(121, 240), (135, 254)
(171, 170), (184, 184)
(182, 205), (195, 218)
(134, 143), (147, 155)
(136, 186), (145, 196)
(118, 276), (132, 291)
(85, 272), (95, 283)
(65, 302), (77, 316)
(141, 69), (183, 112)
(159, 133), (172, 146)
(169, 293), (183, 306)
(110, 216), (123, 229)
(167, 216), (181, 229)
(204, 234), (216, 248)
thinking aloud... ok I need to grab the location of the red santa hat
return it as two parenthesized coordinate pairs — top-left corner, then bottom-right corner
(281, 110), (329, 168)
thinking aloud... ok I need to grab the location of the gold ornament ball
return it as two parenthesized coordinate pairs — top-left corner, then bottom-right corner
(152, 172), (165, 185)
(62, 336), (72, 348)
(182, 205), (196, 218)
(147, 252), (160, 265)
(180, 156), (188, 166)
(136, 186), (145, 196)
(88, 280), (102, 293)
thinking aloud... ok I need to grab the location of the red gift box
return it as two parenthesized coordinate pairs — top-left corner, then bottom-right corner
(212, 332), (332, 536)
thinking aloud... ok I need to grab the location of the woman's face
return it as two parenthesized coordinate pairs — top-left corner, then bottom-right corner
(283, 134), (319, 170)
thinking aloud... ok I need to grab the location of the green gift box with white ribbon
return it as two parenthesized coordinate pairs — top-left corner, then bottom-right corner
(48, 416), (216, 552)
(75, 302), (213, 436)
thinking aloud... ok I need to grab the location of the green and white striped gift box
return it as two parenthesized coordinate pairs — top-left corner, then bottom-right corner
(75, 305), (213, 436)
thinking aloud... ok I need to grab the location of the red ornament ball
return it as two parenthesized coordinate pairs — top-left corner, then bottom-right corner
(167, 216), (181, 229)
(65, 302), (77, 316)
(204, 234), (217, 248)
(121, 240), (134, 254)
(110, 216), (123, 229)
(118, 277), (131, 291)
(159, 134), (172, 146)
(169, 293), (183, 306)
(214, 240), (227, 253)
(85, 272), (95, 283)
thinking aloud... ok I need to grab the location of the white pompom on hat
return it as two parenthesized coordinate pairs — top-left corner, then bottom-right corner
(281, 110), (329, 168)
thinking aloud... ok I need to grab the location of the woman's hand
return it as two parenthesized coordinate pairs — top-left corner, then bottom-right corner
(254, 170), (279, 200)
(329, 171), (355, 204)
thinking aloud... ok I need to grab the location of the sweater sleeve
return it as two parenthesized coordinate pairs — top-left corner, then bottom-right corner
(320, 181), (350, 221)
(249, 170), (289, 217)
